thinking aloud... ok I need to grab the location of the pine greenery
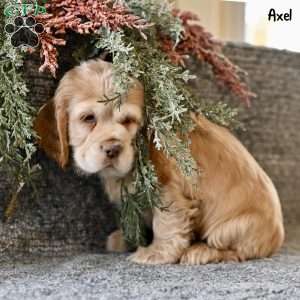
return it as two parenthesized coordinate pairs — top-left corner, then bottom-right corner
(0, 2), (38, 218)
(0, 0), (243, 245)
(94, 1), (239, 245)
(94, 3), (195, 245)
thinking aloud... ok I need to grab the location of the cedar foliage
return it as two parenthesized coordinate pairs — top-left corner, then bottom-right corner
(0, 0), (252, 245)
(0, 1), (38, 217)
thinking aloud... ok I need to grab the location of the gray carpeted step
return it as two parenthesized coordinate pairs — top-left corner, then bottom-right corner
(1, 253), (300, 300)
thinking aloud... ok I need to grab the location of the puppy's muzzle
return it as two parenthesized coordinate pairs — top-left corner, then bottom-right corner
(101, 141), (123, 159)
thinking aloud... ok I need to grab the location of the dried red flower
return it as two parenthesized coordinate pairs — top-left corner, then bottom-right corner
(35, 0), (149, 76)
(33, 1), (254, 104)
(160, 10), (255, 105)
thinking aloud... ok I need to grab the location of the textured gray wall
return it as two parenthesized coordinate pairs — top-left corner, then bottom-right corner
(0, 43), (299, 254)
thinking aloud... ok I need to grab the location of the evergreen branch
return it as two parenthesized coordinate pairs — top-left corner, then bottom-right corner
(0, 0), (244, 246)
(0, 2), (38, 220)
(98, 93), (122, 105)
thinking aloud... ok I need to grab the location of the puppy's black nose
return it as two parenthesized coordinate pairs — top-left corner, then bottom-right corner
(105, 144), (122, 159)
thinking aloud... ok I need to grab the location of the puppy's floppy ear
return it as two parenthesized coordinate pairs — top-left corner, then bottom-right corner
(34, 97), (69, 168)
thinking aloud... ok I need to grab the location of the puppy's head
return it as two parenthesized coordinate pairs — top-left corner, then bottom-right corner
(35, 59), (144, 178)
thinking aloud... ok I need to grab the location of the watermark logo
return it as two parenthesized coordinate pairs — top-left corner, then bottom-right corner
(4, 0), (47, 17)
(4, 1), (47, 48)
(268, 8), (292, 22)
(5, 16), (44, 48)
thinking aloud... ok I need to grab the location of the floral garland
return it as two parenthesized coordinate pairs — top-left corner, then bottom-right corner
(0, 0), (253, 245)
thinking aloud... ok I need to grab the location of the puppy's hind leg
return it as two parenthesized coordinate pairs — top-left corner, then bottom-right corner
(180, 212), (284, 265)
(180, 243), (240, 265)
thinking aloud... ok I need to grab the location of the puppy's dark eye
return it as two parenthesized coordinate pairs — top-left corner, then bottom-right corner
(122, 117), (133, 126)
(121, 117), (136, 127)
(81, 114), (96, 124)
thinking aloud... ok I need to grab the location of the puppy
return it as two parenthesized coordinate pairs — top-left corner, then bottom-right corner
(35, 59), (284, 265)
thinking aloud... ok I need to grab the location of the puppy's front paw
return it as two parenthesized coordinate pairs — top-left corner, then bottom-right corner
(106, 229), (128, 253)
(128, 246), (178, 265)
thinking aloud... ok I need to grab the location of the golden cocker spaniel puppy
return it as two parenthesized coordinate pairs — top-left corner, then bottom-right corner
(35, 59), (284, 265)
